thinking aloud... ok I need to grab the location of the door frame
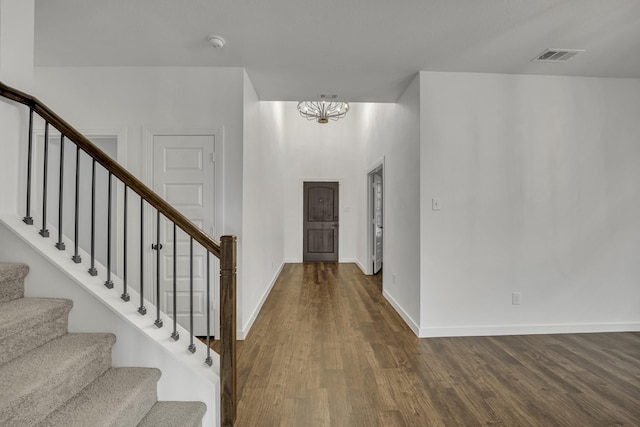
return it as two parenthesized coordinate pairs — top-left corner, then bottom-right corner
(143, 128), (223, 337)
(366, 158), (385, 276)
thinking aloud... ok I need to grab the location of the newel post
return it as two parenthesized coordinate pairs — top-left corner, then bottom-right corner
(220, 235), (237, 427)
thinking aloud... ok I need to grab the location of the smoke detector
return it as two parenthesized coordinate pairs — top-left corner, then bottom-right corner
(532, 48), (585, 62)
(208, 35), (226, 49)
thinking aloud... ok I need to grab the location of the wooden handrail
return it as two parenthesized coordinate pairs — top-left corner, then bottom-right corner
(0, 81), (221, 258)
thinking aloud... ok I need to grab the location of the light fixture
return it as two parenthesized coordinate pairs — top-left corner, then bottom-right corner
(297, 100), (350, 124)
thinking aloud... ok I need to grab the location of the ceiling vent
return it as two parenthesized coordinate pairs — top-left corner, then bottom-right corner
(319, 93), (338, 100)
(532, 48), (585, 62)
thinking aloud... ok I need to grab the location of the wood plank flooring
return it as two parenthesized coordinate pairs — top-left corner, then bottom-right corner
(229, 263), (640, 426)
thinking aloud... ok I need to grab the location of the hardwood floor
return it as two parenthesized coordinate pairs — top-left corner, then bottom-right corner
(230, 263), (640, 426)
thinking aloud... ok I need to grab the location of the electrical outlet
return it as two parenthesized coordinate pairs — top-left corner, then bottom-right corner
(432, 198), (441, 211)
(392, 274), (396, 285)
(512, 292), (521, 305)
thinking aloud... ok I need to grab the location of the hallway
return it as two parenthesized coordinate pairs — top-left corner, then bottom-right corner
(233, 263), (640, 426)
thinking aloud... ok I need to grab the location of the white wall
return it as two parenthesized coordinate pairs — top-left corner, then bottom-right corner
(0, 0), (34, 216)
(361, 76), (422, 333)
(263, 101), (366, 265)
(22, 64), (637, 344)
(33, 66), (246, 333)
(239, 71), (284, 338)
(257, 95), (422, 334)
(419, 71), (640, 336)
(33, 66), (244, 236)
(0, 0), (34, 89)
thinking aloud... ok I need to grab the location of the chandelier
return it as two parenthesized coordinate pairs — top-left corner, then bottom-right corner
(297, 101), (350, 124)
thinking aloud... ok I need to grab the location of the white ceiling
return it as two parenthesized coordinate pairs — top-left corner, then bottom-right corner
(34, 0), (640, 102)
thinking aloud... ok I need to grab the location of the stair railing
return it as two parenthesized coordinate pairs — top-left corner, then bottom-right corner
(0, 81), (237, 426)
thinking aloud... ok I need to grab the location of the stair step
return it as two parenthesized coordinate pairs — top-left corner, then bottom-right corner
(0, 262), (29, 303)
(0, 298), (72, 365)
(0, 333), (115, 427)
(138, 401), (207, 427)
(37, 367), (161, 427)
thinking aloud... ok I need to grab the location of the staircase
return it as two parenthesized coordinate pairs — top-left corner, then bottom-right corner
(0, 262), (207, 427)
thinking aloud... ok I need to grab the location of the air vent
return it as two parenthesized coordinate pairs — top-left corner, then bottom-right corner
(319, 93), (338, 100)
(532, 49), (585, 62)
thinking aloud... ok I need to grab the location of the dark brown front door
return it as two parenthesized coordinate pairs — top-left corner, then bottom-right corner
(303, 182), (339, 262)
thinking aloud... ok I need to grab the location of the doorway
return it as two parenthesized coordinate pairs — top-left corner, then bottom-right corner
(367, 165), (383, 275)
(303, 181), (339, 262)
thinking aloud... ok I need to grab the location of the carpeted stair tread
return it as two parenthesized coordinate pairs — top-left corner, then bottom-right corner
(37, 367), (161, 427)
(0, 260), (206, 426)
(137, 401), (207, 427)
(0, 262), (29, 303)
(0, 332), (116, 427)
(0, 297), (72, 365)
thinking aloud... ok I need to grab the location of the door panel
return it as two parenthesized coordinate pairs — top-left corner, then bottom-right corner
(303, 182), (339, 262)
(153, 134), (216, 336)
(307, 229), (335, 253)
(373, 174), (383, 274)
(308, 187), (335, 221)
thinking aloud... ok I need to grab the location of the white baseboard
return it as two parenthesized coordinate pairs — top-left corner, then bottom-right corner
(340, 258), (367, 274)
(237, 261), (285, 340)
(283, 258), (367, 273)
(382, 289), (420, 336)
(418, 322), (640, 338)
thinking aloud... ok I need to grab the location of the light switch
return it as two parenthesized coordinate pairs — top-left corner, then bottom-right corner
(432, 198), (441, 211)
(512, 292), (521, 305)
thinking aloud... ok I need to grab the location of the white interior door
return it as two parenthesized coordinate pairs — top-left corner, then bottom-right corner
(152, 134), (217, 337)
(373, 173), (383, 274)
